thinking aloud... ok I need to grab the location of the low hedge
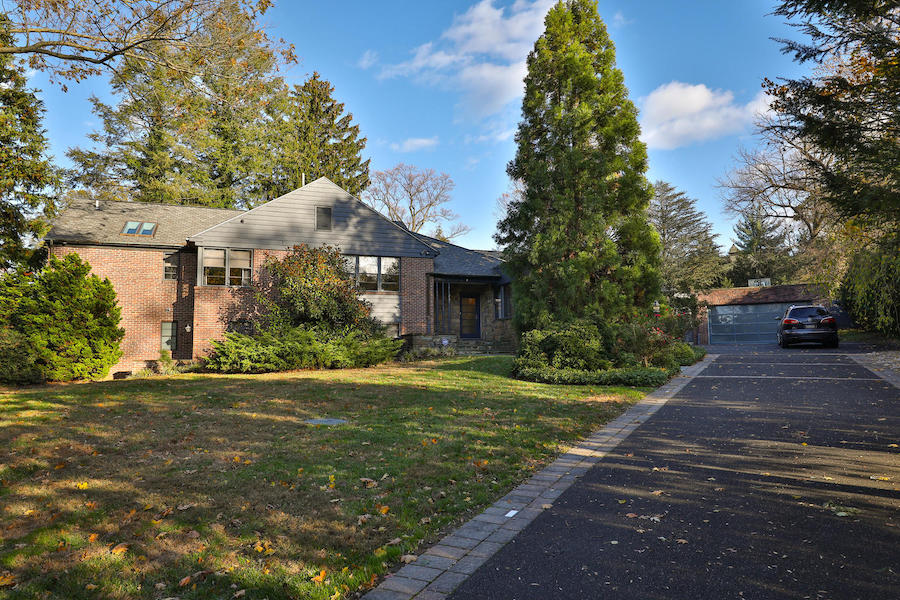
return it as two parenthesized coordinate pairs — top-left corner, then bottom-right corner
(204, 328), (403, 374)
(514, 364), (671, 387)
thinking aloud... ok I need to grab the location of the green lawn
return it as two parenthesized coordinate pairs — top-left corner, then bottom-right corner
(0, 356), (644, 599)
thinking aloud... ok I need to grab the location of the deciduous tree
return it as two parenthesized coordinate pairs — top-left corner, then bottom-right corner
(363, 163), (470, 240)
(496, 0), (660, 331)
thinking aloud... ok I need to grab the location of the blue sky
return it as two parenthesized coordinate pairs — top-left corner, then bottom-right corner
(30, 0), (811, 250)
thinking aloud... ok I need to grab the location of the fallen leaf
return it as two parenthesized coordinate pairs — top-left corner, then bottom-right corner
(376, 504), (389, 515)
(88, 533), (99, 543)
(870, 475), (891, 481)
(374, 547), (386, 557)
(676, 539), (688, 544)
(76, 482), (89, 490)
(311, 569), (327, 584)
(387, 537), (402, 545)
(110, 542), (129, 554)
(54, 462), (66, 470)
(357, 514), (371, 526)
(85, 584), (98, 590)
(617, 499), (627, 504)
(177, 503), (195, 511)
(359, 478), (377, 489)
(186, 530), (200, 539)
(400, 554), (417, 564)
(232, 591), (246, 599)
(179, 575), (193, 587)
(651, 490), (664, 496)
(625, 513), (638, 518)
(0, 573), (15, 587)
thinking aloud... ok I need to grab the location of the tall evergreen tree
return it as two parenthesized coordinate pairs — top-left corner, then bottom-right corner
(729, 208), (795, 285)
(0, 19), (57, 269)
(649, 181), (727, 293)
(65, 1), (288, 208)
(266, 73), (370, 198)
(496, 0), (660, 331)
(769, 0), (899, 225)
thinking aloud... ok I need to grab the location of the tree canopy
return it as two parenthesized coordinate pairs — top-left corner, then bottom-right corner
(728, 208), (796, 285)
(648, 182), (727, 293)
(496, 0), (660, 331)
(0, 22), (57, 269)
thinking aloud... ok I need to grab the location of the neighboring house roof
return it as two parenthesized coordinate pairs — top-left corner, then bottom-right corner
(188, 177), (437, 258)
(46, 198), (242, 248)
(410, 232), (509, 282)
(698, 283), (823, 306)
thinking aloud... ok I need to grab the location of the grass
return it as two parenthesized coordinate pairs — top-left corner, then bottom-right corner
(0, 356), (644, 599)
(839, 328), (900, 348)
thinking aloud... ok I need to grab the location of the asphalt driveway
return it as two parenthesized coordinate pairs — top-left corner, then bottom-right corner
(448, 344), (900, 600)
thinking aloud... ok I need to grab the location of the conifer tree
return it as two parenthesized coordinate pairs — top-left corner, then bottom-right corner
(649, 181), (727, 293)
(0, 19), (57, 269)
(266, 73), (370, 198)
(729, 208), (795, 285)
(496, 0), (660, 331)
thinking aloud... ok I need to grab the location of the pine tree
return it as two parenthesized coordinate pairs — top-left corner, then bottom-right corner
(769, 0), (899, 225)
(649, 181), (727, 293)
(496, 0), (660, 331)
(0, 19), (58, 269)
(729, 208), (795, 285)
(266, 73), (370, 198)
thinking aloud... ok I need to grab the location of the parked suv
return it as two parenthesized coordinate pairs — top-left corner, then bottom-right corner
(776, 305), (839, 348)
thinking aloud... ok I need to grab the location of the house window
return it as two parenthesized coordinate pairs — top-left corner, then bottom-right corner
(161, 321), (177, 352)
(121, 221), (157, 236)
(494, 285), (512, 319)
(381, 257), (400, 291)
(163, 253), (179, 280)
(201, 248), (252, 287)
(344, 256), (400, 292)
(316, 206), (332, 231)
(229, 250), (252, 286)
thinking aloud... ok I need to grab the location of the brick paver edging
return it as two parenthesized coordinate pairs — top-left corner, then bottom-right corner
(362, 354), (719, 600)
(848, 353), (900, 389)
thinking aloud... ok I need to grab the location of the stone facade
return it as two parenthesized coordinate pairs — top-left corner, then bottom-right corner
(414, 283), (516, 353)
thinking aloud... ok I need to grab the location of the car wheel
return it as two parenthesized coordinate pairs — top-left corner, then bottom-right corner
(779, 334), (789, 349)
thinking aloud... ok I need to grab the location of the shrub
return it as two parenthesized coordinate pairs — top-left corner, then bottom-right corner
(840, 237), (900, 338)
(515, 364), (670, 387)
(400, 346), (458, 362)
(0, 254), (124, 381)
(0, 327), (43, 385)
(257, 244), (378, 336)
(672, 342), (697, 366)
(204, 328), (402, 374)
(517, 320), (612, 371)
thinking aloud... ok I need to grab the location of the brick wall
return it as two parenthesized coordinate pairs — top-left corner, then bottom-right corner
(400, 257), (432, 335)
(50, 245), (195, 374)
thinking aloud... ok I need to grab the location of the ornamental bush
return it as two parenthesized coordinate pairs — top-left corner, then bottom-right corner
(257, 244), (378, 336)
(204, 328), (402, 374)
(0, 327), (43, 385)
(0, 254), (124, 382)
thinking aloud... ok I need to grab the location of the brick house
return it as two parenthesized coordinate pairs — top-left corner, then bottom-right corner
(45, 178), (514, 375)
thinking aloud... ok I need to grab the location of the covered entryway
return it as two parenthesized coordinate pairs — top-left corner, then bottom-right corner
(460, 295), (481, 338)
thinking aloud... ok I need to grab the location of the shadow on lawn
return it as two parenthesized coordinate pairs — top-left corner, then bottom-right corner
(0, 358), (638, 600)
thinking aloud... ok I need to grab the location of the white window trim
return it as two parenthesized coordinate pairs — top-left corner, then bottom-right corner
(197, 247), (253, 287)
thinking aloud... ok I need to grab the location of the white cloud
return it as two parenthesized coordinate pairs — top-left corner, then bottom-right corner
(640, 82), (772, 150)
(611, 11), (632, 27)
(390, 136), (440, 152)
(379, 0), (555, 120)
(357, 49), (378, 70)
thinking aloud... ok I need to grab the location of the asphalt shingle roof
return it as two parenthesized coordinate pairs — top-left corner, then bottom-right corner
(410, 232), (508, 281)
(46, 198), (242, 248)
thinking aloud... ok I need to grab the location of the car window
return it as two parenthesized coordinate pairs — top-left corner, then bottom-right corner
(789, 307), (827, 318)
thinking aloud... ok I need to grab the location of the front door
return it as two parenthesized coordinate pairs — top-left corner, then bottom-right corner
(460, 295), (481, 339)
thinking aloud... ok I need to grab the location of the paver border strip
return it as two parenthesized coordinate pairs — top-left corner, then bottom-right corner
(848, 352), (900, 389)
(362, 354), (719, 600)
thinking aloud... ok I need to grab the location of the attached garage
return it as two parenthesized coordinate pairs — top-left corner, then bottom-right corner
(697, 284), (820, 345)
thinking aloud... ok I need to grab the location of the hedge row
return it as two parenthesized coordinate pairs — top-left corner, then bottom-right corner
(514, 364), (672, 387)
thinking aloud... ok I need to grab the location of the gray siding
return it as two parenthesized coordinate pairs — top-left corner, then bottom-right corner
(189, 178), (435, 258)
(362, 293), (400, 324)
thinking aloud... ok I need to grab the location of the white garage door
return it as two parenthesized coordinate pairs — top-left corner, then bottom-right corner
(708, 302), (798, 344)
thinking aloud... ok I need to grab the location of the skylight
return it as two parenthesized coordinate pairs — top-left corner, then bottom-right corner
(121, 221), (157, 236)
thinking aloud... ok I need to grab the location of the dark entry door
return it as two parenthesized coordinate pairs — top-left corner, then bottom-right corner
(460, 295), (481, 339)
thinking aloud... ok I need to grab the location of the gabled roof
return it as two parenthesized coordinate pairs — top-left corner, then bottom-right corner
(410, 232), (509, 282)
(46, 198), (242, 248)
(188, 178), (437, 258)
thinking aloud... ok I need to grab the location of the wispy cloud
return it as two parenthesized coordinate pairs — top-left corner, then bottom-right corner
(378, 0), (555, 120)
(639, 81), (772, 150)
(611, 11), (633, 27)
(357, 49), (378, 70)
(390, 136), (440, 152)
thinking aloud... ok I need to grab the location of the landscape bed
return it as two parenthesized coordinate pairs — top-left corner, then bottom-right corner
(0, 356), (644, 600)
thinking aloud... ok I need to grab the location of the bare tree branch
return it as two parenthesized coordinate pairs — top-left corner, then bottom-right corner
(363, 163), (471, 241)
